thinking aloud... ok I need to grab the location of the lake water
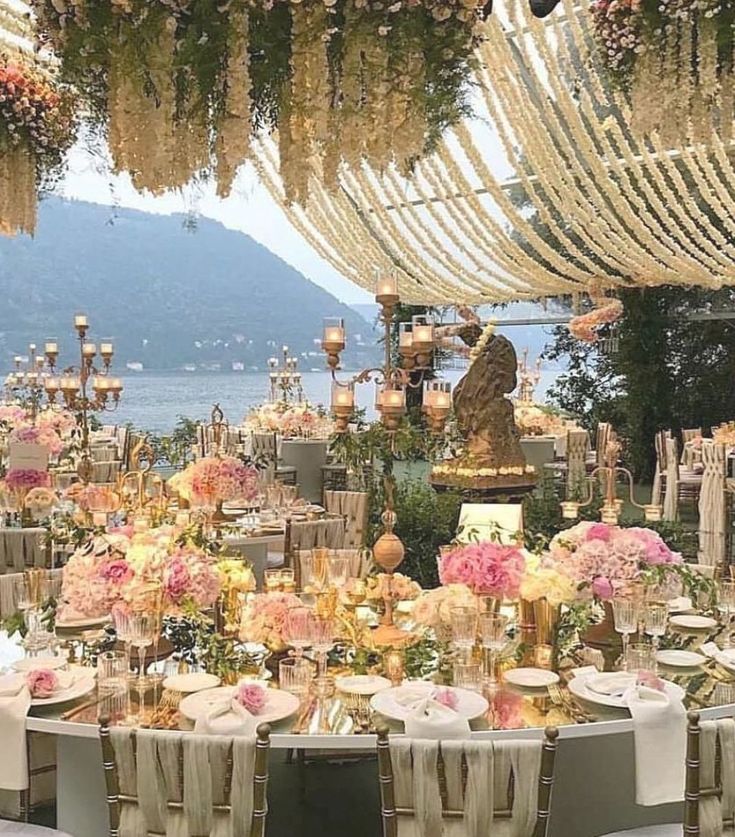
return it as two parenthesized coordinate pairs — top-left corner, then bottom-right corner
(111, 367), (562, 432)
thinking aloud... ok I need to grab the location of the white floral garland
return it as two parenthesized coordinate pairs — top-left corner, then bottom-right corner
(468, 320), (496, 364)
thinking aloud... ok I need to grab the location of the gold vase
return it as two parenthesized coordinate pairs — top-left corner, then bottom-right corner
(532, 599), (560, 670)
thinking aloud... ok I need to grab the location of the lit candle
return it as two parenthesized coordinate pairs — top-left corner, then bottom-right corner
(561, 501), (580, 520)
(83, 342), (96, 357)
(375, 272), (398, 301)
(381, 387), (405, 409)
(13, 355), (21, 365)
(35, 356), (44, 368)
(644, 504), (663, 523)
(28, 343), (36, 353)
(100, 342), (113, 356)
(322, 324), (345, 349)
(74, 313), (88, 329)
(110, 378), (122, 392)
(332, 387), (354, 409)
(412, 322), (435, 347)
(44, 377), (59, 392)
(434, 390), (451, 409)
(44, 342), (58, 355)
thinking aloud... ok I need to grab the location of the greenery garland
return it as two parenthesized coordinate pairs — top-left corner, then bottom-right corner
(31, 0), (483, 201)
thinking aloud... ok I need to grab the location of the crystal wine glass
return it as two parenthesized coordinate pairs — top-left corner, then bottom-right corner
(450, 606), (477, 662)
(327, 554), (350, 589)
(717, 581), (735, 648)
(479, 612), (509, 689)
(309, 615), (334, 696)
(643, 601), (668, 666)
(285, 605), (314, 660)
(612, 597), (639, 671)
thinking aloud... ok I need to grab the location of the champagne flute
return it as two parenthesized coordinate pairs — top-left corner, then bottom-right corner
(285, 605), (313, 660)
(612, 597), (639, 671)
(479, 612), (509, 690)
(310, 615), (334, 696)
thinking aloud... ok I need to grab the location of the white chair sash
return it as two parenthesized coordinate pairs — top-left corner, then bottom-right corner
(663, 437), (680, 522)
(698, 718), (735, 837)
(290, 518), (346, 551)
(109, 728), (256, 837)
(390, 737), (541, 837)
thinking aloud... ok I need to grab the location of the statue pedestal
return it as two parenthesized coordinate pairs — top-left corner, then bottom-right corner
(430, 476), (536, 503)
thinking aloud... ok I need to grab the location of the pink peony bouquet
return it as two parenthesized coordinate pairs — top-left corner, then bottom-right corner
(439, 542), (526, 600)
(26, 669), (58, 699)
(243, 401), (334, 440)
(239, 592), (302, 651)
(548, 522), (682, 600)
(172, 456), (258, 507)
(61, 534), (133, 617)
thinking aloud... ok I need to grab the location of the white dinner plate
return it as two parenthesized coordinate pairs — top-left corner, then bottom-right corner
(335, 675), (392, 696)
(714, 648), (735, 673)
(31, 674), (96, 707)
(568, 672), (685, 709)
(162, 672), (221, 693)
(12, 656), (68, 673)
(179, 686), (300, 724)
(56, 614), (110, 629)
(656, 649), (706, 668)
(370, 682), (488, 722)
(503, 667), (560, 688)
(670, 615), (718, 631)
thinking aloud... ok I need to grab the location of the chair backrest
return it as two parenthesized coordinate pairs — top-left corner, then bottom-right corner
(683, 428), (703, 444)
(324, 490), (368, 548)
(377, 727), (558, 837)
(456, 503), (523, 546)
(663, 436), (681, 521)
(251, 433), (278, 465)
(684, 711), (735, 836)
(99, 719), (271, 837)
(698, 442), (727, 568)
(654, 430), (670, 471)
(565, 430), (589, 499)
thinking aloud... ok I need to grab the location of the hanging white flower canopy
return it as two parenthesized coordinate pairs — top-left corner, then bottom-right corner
(253, 0), (735, 305)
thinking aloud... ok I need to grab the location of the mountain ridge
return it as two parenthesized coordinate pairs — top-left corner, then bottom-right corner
(0, 198), (373, 371)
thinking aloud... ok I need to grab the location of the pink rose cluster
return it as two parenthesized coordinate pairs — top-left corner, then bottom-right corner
(26, 669), (58, 698)
(4, 468), (51, 492)
(239, 592), (302, 650)
(549, 522), (681, 600)
(439, 542), (525, 599)
(186, 456), (259, 506)
(162, 547), (221, 610)
(61, 535), (133, 617)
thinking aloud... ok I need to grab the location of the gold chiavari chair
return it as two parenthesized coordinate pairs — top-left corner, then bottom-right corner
(377, 726), (559, 837)
(598, 711), (734, 837)
(99, 718), (271, 837)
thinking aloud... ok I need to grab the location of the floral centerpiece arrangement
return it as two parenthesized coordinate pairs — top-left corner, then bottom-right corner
(169, 456), (258, 509)
(548, 521), (682, 600)
(413, 583), (478, 634)
(365, 572), (421, 603)
(590, 0), (733, 145)
(60, 528), (221, 619)
(0, 58), (76, 236)
(438, 541), (526, 600)
(30, 0), (484, 205)
(243, 401), (334, 440)
(520, 553), (578, 607)
(513, 403), (572, 438)
(238, 591), (302, 652)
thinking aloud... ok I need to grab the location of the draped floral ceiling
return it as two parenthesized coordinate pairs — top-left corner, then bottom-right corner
(253, 0), (735, 303)
(2, 0), (735, 302)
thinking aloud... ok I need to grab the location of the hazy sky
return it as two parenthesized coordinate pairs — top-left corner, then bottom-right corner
(60, 144), (374, 306)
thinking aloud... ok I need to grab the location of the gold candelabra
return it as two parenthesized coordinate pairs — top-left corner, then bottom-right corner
(267, 346), (304, 404)
(561, 435), (663, 525)
(5, 343), (51, 420)
(43, 314), (122, 482)
(119, 438), (165, 518)
(322, 272), (451, 435)
(322, 272), (448, 645)
(517, 348), (542, 404)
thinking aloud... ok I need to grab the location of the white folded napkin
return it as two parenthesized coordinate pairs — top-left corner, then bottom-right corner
(0, 674), (31, 791)
(623, 683), (686, 806)
(194, 698), (258, 737)
(587, 672), (636, 698)
(404, 696), (470, 740)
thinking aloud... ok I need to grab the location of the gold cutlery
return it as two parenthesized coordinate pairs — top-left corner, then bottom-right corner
(548, 683), (596, 723)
